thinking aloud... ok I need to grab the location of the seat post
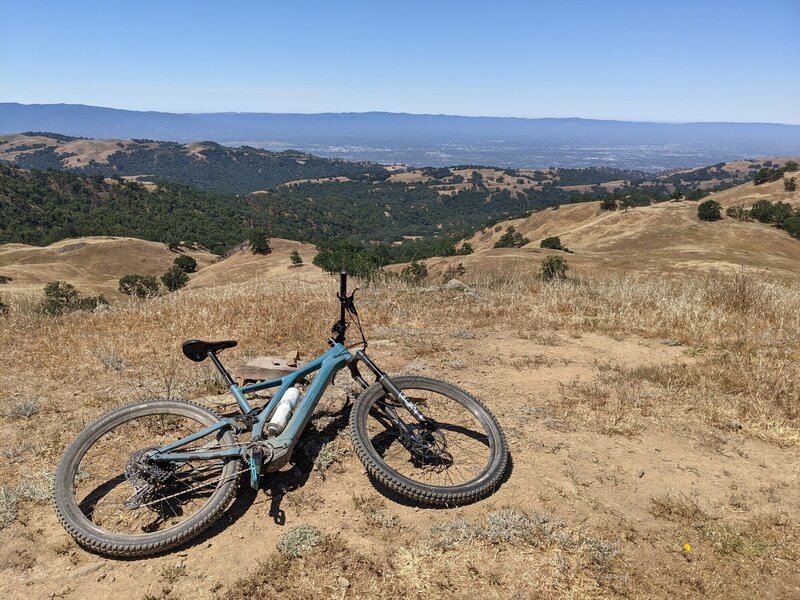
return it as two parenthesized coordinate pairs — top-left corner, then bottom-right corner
(208, 352), (236, 387)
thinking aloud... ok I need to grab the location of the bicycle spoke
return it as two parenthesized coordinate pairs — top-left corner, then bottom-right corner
(72, 413), (238, 537)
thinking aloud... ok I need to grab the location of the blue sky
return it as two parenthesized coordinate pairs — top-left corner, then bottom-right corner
(1, 0), (798, 123)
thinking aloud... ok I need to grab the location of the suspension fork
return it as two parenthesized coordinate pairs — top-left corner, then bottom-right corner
(349, 350), (430, 427)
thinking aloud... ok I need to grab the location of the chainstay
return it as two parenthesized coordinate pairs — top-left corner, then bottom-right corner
(132, 461), (251, 509)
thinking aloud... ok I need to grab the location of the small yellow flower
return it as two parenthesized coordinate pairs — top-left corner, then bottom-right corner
(682, 543), (692, 552)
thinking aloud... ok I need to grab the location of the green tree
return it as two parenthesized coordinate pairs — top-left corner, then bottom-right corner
(783, 213), (800, 239)
(783, 160), (798, 172)
(540, 256), (568, 281)
(289, 250), (303, 266)
(119, 274), (160, 298)
(749, 200), (776, 223)
(494, 226), (530, 248)
(600, 197), (617, 210)
(249, 229), (272, 255)
(457, 242), (474, 255)
(539, 236), (564, 250)
(173, 254), (197, 273)
(161, 266), (189, 292)
(697, 199), (722, 221)
(784, 177), (797, 192)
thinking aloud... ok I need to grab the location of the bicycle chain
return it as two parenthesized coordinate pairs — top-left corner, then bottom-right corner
(131, 462), (252, 509)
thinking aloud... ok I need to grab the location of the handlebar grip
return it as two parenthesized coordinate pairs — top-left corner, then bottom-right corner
(339, 271), (347, 297)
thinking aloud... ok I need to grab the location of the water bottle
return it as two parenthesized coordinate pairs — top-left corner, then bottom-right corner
(266, 387), (302, 436)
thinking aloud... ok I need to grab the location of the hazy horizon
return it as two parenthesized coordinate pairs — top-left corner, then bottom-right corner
(3, 101), (799, 126)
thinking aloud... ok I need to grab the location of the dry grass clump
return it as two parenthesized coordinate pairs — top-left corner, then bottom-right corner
(351, 494), (399, 528)
(4, 397), (40, 419)
(276, 523), (324, 558)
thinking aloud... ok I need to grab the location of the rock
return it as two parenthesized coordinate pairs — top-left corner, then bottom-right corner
(93, 303), (111, 314)
(443, 278), (469, 291)
(338, 576), (350, 589)
(285, 350), (301, 367)
(637, 469), (645, 478)
(661, 339), (681, 347)
(71, 562), (103, 578)
(728, 419), (743, 430)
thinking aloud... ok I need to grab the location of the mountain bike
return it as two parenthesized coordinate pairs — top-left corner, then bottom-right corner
(53, 272), (508, 557)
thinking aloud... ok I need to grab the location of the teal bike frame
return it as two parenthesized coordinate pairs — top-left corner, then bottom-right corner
(153, 343), (354, 479)
(147, 272), (429, 490)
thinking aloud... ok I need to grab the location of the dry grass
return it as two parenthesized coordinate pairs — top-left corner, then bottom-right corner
(227, 510), (624, 600)
(0, 268), (798, 598)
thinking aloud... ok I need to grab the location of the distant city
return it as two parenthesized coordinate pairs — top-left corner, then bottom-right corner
(2, 103), (799, 171)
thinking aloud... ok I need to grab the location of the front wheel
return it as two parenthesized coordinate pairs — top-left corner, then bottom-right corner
(53, 399), (241, 558)
(350, 376), (508, 505)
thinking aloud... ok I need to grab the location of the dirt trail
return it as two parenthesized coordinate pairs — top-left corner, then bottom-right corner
(2, 329), (797, 599)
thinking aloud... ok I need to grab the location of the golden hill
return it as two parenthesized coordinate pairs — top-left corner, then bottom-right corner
(0, 237), (216, 297)
(187, 238), (320, 289)
(416, 177), (800, 282)
(0, 237), (322, 298)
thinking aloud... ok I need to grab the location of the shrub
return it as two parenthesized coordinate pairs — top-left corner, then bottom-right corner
(76, 295), (108, 311)
(0, 295), (7, 315)
(442, 262), (466, 283)
(458, 242), (474, 255)
(401, 260), (428, 283)
(119, 274), (160, 298)
(540, 256), (568, 280)
(785, 177), (797, 192)
(249, 229), (272, 255)
(539, 236), (564, 250)
(0, 275), (11, 284)
(494, 226), (530, 248)
(784, 160), (798, 172)
(40, 281), (79, 315)
(161, 266), (189, 292)
(289, 250), (303, 266)
(173, 255), (197, 273)
(600, 197), (617, 210)
(726, 206), (749, 221)
(697, 199), (722, 221)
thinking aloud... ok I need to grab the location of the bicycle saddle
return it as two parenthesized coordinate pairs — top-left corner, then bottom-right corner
(182, 339), (237, 362)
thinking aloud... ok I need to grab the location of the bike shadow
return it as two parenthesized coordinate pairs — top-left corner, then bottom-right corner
(259, 397), (354, 526)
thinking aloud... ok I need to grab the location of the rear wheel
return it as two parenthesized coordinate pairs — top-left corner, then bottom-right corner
(53, 399), (241, 558)
(350, 376), (507, 505)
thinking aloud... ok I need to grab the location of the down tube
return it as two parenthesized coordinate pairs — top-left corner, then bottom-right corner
(266, 347), (352, 447)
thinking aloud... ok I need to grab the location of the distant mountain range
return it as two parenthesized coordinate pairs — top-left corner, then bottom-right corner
(2, 103), (799, 171)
